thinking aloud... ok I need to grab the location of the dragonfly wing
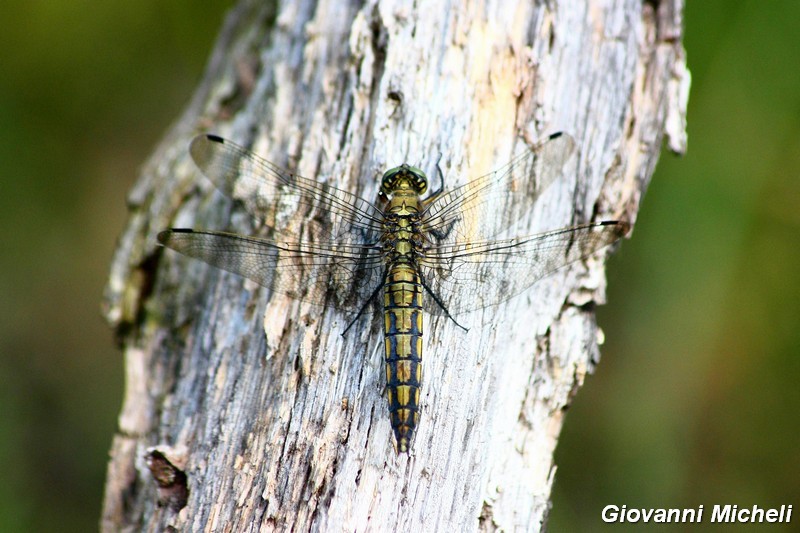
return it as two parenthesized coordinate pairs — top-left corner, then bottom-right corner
(190, 134), (385, 241)
(158, 229), (384, 312)
(422, 132), (578, 243)
(418, 221), (629, 317)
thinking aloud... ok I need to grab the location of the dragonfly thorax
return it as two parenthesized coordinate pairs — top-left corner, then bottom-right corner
(380, 163), (428, 197)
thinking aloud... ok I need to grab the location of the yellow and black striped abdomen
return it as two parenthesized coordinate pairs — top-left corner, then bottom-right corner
(383, 262), (423, 453)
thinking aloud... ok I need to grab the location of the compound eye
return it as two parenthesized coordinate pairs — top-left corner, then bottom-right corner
(380, 167), (401, 194)
(406, 166), (428, 194)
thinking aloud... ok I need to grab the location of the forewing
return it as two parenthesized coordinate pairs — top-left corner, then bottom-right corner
(158, 229), (384, 312)
(418, 221), (629, 317)
(422, 132), (577, 244)
(190, 134), (385, 242)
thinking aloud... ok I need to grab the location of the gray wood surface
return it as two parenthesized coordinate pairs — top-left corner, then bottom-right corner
(101, 0), (688, 531)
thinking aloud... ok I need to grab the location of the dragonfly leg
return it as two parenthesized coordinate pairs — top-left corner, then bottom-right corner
(417, 270), (469, 332)
(428, 153), (445, 199)
(341, 273), (387, 337)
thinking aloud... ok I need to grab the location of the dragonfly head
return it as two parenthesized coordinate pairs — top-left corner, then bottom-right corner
(380, 164), (428, 197)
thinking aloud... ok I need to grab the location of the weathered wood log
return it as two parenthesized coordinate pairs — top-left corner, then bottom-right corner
(101, 0), (688, 530)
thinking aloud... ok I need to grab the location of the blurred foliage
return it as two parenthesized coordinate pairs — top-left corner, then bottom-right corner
(551, 0), (800, 530)
(1, 0), (797, 531)
(0, 1), (233, 530)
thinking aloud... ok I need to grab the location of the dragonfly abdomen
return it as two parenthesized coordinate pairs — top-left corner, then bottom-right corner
(383, 262), (423, 453)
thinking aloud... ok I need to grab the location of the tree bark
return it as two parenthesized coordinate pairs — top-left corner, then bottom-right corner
(101, 0), (688, 531)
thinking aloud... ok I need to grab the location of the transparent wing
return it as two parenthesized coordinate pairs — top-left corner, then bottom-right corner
(160, 134), (390, 311)
(422, 132), (577, 243)
(158, 229), (385, 312)
(419, 221), (629, 316)
(414, 132), (625, 316)
(189, 134), (385, 242)
(418, 220), (629, 317)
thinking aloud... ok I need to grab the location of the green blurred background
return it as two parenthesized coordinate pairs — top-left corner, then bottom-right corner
(0, 1), (796, 530)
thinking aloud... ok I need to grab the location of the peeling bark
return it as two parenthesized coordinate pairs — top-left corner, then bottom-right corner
(101, 0), (688, 531)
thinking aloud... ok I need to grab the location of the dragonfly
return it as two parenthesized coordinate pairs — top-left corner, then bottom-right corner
(158, 132), (628, 453)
